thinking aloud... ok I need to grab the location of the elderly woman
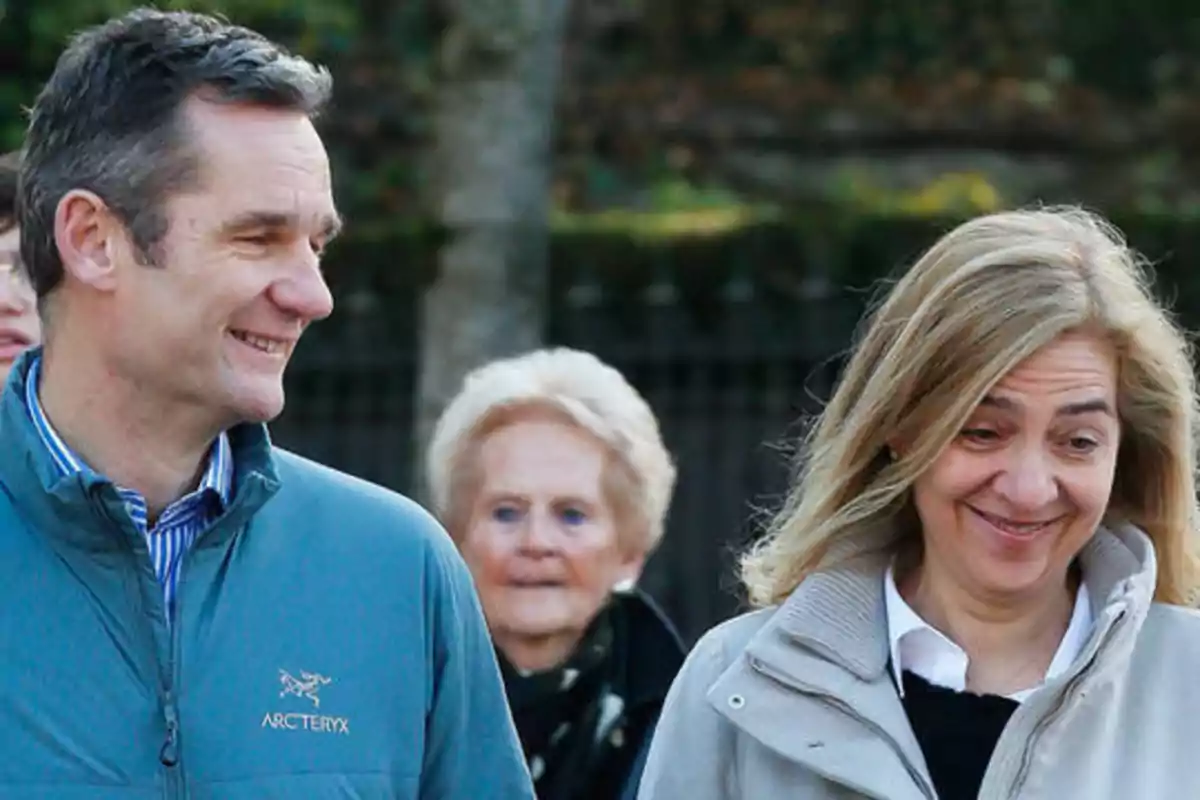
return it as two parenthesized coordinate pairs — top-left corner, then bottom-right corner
(426, 347), (685, 800)
(638, 207), (1200, 800)
(0, 152), (40, 385)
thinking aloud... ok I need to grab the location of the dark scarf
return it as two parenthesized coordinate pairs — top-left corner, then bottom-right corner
(498, 592), (684, 800)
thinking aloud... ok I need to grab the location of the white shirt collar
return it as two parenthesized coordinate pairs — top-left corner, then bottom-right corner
(884, 563), (1092, 702)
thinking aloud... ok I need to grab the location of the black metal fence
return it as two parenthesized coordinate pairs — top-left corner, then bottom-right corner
(269, 216), (1200, 644)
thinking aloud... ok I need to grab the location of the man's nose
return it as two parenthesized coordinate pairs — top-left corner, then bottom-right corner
(270, 256), (334, 323)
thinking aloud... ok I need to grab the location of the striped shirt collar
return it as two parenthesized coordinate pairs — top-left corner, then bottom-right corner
(24, 356), (233, 513)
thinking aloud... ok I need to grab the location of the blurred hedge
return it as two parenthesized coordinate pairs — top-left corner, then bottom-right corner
(311, 210), (1200, 322)
(3, 0), (1198, 234)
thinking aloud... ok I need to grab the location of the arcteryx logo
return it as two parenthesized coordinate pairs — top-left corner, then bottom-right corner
(261, 668), (351, 735)
(279, 669), (330, 708)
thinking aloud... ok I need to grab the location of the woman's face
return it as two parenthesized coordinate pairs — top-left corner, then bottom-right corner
(0, 225), (40, 386)
(458, 416), (643, 670)
(909, 332), (1120, 602)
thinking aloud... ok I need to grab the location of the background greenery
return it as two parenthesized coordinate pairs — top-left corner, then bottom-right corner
(2, 0), (1198, 271)
(7, 1), (1199, 639)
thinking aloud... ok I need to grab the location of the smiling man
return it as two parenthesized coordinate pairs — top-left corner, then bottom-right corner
(0, 151), (40, 384)
(1, 8), (531, 798)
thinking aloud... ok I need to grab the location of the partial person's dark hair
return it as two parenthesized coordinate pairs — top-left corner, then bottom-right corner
(0, 151), (18, 233)
(19, 7), (332, 299)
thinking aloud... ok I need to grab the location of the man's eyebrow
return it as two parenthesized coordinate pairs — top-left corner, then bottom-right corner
(221, 210), (344, 240)
(220, 210), (294, 234)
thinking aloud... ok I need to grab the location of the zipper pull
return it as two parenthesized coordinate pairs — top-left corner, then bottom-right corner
(160, 699), (179, 767)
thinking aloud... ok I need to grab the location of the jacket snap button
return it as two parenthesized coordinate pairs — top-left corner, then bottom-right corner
(728, 694), (745, 709)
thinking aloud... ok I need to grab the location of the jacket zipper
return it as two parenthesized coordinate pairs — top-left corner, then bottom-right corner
(90, 491), (185, 792)
(158, 504), (237, 797)
(748, 656), (936, 800)
(161, 555), (188, 799)
(89, 488), (191, 797)
(987, 610), (1126, 799)
(160, 697), (179, 766)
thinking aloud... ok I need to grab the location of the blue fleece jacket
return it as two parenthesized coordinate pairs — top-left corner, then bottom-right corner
(0, 349), (534, 798)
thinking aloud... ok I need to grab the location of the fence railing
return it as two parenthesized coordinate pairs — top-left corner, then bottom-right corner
(270, 215), (1200, 643)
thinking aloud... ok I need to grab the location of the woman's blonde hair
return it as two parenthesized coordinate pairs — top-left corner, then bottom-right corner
(426, 347), (677, 555)
(742, 206), (1200, 607)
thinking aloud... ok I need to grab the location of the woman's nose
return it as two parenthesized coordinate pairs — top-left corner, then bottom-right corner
(993, 445), (1059, 510)
(519, 512), (559, 553)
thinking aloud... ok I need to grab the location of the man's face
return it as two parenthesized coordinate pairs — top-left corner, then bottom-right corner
(104, 97), (338, 427)
(0, 224), (41, 387)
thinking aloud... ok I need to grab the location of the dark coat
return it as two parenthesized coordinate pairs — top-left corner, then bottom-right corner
(501, 589), (686, 800)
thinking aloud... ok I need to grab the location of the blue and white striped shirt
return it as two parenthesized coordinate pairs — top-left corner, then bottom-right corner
(25, 357), (233, 617)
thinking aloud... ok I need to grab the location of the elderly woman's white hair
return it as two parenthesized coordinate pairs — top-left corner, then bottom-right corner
(426, 347), (677, 554)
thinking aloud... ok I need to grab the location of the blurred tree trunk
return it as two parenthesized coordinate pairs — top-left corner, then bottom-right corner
(413, 0), (572, 501)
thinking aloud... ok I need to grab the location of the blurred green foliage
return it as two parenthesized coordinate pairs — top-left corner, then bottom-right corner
(0, 0), (432, 238)
(2, 0), (357, 145)
(615, 0), (1199, 103)
(561, 0), (1200, 221)
(0, 0), (1197, 254)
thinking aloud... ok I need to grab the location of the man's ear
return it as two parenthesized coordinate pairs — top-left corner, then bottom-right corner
(53, 189), (125, 292)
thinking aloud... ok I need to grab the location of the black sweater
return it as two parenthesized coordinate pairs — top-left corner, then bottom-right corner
(900, 670), (1019, 799)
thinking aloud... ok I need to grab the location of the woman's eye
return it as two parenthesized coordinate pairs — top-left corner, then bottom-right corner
(1066, 436), (1100, 453)
(559, 507), (587, 526)
(491, 506), (521, 523)
(961, 428), (1000, 442)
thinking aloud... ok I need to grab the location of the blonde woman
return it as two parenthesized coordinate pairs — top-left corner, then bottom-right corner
(637, 207), (1200, 800)
(427, 347), (684, 800)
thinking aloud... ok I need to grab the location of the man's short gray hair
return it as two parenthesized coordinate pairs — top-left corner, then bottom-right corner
(18, 7), (332, 301)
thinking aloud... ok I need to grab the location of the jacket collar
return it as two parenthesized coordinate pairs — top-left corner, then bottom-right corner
(765, 521), (1153, 685)
(0, 348), (282, 551)
(704, 522), (1156, 799)
(610, 588), (686, 710)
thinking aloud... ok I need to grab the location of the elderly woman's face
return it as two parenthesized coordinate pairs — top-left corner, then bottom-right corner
(0, 225), (39, 386)
(910, 332), (1120, 600)
(459, 417), (641, 669)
